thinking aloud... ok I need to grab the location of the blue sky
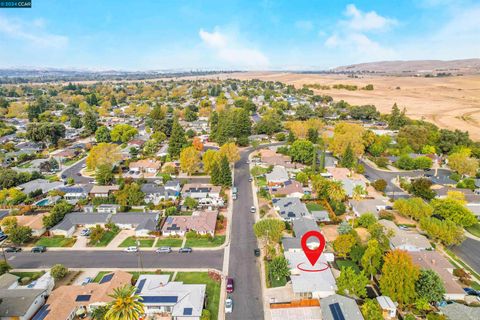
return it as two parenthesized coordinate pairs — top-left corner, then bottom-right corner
(0, 0), (478, 70)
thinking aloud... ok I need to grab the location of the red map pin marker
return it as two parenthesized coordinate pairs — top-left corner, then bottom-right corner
(301, 230), (326, 266)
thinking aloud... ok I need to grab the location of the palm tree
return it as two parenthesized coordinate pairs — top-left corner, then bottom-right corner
(91, 305), (108, 320)
(352, 185), (366, 200)
(327, 180), (346, 202)
(105, 284), (144, 320)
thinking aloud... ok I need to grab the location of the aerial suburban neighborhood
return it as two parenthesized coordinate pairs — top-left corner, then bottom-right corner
(1, 1), (480, 320)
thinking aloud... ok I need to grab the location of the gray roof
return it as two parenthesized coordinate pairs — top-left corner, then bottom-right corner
(17, 179), (63, 195)
(282, 237), (301, 251)
(272, 197), (310, 220)
(349, 199), (389, 217)
(0, 288), (46, 317)
(340, 178), (366, 197)
(141, 183), (164, 194)
(292, 217), (319, 238)
(0, 273), (19, 289)
(51, 212), (110, 231)
(440, 302), (480, 320)
(321, 294), (364, 320)
(266, 166), (289, 183)
(312, 210), (330, 221)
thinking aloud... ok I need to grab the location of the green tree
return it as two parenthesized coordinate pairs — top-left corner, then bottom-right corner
(371, 179), (387, 192)
(50, 264), (68, 280)
(219, 155), (232, 186)
(180, 146), (201, 175)
(115, 183), (144, 207)
(410, 178), (436, 200)
(340, 143), (356, 169)
(388, 103), (408, 129)
(8, 225), (32, 244)
(184, 197), (198, 209)
(105, 284), (144, 320)
(289, 139), (315, 164)
(26, 122), (66, 146)
(357, 213), (377, 228)
(337, 221), (353, 235)
(96, 164), (114, 185)
(380, 250), (419, 305)
(327, 180), (346, 202)
(333, 233), (356, 258)
(307, 128), (318, 144)
(393, 197), (433, 220)
(253, 218), (285, 244)
(415, 269), (446, 303)
(210, 161), (221, 186)
(43, 201), (74, 229)
(168, 118), (187, 158)
(83, 108), (98, 134)
(110, 124), (138, 143)
(95, 126), (111, 143)
(361, 239), (382, 281)
(269, 256), (290, 281)
(431, 197), (477, 227)
(337, 267), (368, 298)
(419, 217), (465, 245)
(91, 305), (108, 320)
(361, 299), (383, 320)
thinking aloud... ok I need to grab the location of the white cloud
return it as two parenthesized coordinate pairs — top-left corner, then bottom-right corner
(343, 4), (397, 32)
(199, 27), (269, 69)
(0, 15), (68, 48)
(295, 20), (314, 31)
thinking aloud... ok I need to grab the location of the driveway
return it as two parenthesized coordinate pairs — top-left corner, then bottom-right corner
(107, 229), (135, 248)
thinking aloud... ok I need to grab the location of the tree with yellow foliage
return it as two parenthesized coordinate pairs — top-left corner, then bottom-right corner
(202, 149), (220, 174)
(219, 142), (240, 163)
(329, 122), (366, 157)
(180, 146), (201, 175)
(285, 119), (324, 139)
(86, 143), (121, 171)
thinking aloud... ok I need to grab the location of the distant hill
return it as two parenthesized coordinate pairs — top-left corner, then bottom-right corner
(331, 59), (480, 75)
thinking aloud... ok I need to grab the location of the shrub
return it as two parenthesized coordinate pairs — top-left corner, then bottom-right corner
(51, 264), (69, 280)
(378, 210), (394, 220)
(372, 179), (387, 192)
(373, 157), (389, 168)
(330, 200), (346, 215)
(357, 213), (377, 228)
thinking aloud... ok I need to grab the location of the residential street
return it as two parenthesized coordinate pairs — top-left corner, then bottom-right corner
(5, 249), (224, 270)
(451, 238), (480, 274)
(227, 148), (264, 319)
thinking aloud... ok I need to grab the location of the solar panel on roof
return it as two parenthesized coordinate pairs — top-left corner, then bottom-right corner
(32, 304), (50, 320)
(329, 303), (346, 320)
(75, 295), (91, 302)
(99, 273), (113, 284)
(183, 307), (193, 315)
(141, 296), (178, 303)
(136, 279), (146, 294)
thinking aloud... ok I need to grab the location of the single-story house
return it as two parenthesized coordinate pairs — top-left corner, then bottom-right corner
(282, 217), (320, 252)
(39, 271), (132, 320)
(408, 251), (465, 301)
(162, 210), (218, 237)
(259, 148), (304, 169)
(320, 294), (364, 320)
(96, 204), (120, 214)
(266, 166), (289, 186)
(17, 179), (63, 195)
(271, 180), (304, 198)
(89, 185), (120, 198)
(378, 220), (432, 252)
(135, 274), (206, 320)
(272, 197), (311, 221)
(285, 251), (337, 299)
(141, 183), (179, 205)
(349, 199), (390, 217)
(340, 178), (367, 198)
(58, 185), (90, 204)
(14, 213), (47, 237)
(181, 183), (223, 207)
(129, 159), (161, 177)
(439, 302), (480, 320)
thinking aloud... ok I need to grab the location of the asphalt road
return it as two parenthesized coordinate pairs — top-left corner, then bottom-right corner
(6, 249), (224, 270)
(227, 148), (264, 319)
(451, 238), (480, 275)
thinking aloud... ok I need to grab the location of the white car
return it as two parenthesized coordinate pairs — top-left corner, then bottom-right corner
(124, 246), (138, 253)
(250, 206), (256, 213)
(225, 298), (233, 313)
(155, 247), (172, 253)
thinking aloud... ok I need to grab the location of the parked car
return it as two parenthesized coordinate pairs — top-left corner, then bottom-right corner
(155, 247), (172, 253)
(31, 246), (46, 253)
(124, 246), (138, 253)
(248, 177), (253, 182)
(225, 297), (233, 313)
(250, 206), (256, 213)
(81, 277), (92, 285)
(76, 172), (82, 176)
(226, 278), (234, 293)
(179, 247), (192, 253)
(464, 288), (480, 296)
(254, 248), (260, 257)
(232, 193), (237, 200)
(0, 234), (7, 242)
(4, 246), (21, 253)
(80, 229), (91, 236)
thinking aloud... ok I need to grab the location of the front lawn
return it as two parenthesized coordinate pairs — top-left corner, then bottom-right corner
(92, 229), (120, 247)
(306, 203), (325, 212)
(175, 272), (220, 320)
(11, 271), (45, 285)
(93, 271), (175, 283)
(255, 176), (267, 187)
(155, 237), (183, 247)
(336, 259), (360, 273)
(466, 223), (480, 238)
(119, 236), (155, 248)
(185, 235), (225, 248)
(36, 236), (76, 247)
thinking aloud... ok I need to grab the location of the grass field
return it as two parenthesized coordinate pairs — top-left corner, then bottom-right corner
(306, 203), (325, 212)
(336, 259), (360, 273)
(185, 235), (225, 248)
(11, 271), (45, 284)
(36, 236), (76, 247)
(93, 271), (174, 283)
(155, 237), (183, 247)
(92, 229), (120, 247)
(466, 223), (480, 238)
(119, 236), (155, 247)
(175, 272), (220, 319)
